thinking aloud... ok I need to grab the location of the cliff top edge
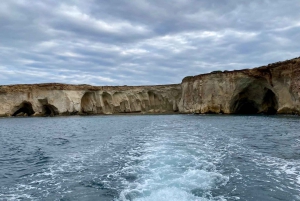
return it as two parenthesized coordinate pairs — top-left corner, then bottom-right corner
(182, 56), (300, 82)
(1, 56), (300, 91)
(0, 83), (181, 93)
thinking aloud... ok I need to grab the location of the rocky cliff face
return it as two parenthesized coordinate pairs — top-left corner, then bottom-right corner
(0, 84), (181, 117)
(1, 57), (300, 117)
(179, 57), (300, 114)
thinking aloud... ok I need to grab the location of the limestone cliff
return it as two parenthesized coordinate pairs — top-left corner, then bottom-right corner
(0, 84), (181, 117)
(1, 57), (300, 117)
(179, 57), (300, 114)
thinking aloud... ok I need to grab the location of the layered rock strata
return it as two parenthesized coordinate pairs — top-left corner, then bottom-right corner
(1, 57), (300, 117)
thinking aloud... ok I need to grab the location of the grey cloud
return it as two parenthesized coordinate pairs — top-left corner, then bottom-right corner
(0, 0), (300, 85)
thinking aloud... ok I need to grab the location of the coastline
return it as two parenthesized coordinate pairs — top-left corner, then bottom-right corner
(1, 56), (300, 117)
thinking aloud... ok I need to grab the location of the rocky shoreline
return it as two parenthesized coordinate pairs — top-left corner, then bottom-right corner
(1, 57), (300, 117)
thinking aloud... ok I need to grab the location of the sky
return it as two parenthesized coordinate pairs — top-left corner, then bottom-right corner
(1, 0), (300, 86)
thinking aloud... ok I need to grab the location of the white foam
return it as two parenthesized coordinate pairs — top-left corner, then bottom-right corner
(119, 187), (209, 201)
(115, 121), (229, 201)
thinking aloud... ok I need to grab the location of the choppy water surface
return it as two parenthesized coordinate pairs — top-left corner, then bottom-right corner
(0, 115), (300, 201)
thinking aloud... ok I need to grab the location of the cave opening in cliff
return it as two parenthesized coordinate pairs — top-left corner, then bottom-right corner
(12, 101), (35, 116)
(81, 92), (97, 114)
(232, 98), (259, 114)
(102, 92), (113, 114)
(231, 87), (278, 115)
(262, 89), (278, 114)
(43, 104), (59, 117)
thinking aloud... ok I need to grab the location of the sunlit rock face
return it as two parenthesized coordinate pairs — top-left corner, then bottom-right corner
(0, 84), (181, 116)
(178, 57), (300, 114)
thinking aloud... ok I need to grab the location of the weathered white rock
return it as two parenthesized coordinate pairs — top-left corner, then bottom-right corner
(1, 57), (300, 117)
(179, 57), (300, 114)
(0, 84), (181, 116)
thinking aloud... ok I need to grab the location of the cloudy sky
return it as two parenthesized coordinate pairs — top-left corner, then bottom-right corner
(1, 0), (300, 85)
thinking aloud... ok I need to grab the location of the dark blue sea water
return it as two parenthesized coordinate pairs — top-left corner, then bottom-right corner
(0, 115), (300, 201)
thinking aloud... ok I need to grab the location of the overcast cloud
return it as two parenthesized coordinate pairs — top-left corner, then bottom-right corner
(0, 0), (300, 85)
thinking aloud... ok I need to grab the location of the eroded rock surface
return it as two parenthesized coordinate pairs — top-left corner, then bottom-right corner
(1, 57), (300, 116)
(0, 84), (181, 116)
(179, 57), (300, 114)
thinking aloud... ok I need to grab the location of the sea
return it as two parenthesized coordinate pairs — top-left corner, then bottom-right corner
(0, 114), (300, 201)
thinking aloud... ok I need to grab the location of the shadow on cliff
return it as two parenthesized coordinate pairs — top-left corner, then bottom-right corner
(102, 92), (113, 114)
(38, 99), (59, 117)
(12, 101), (35, 116)
(81, 91), (114, 114)
(43, 104), (59, 117)
(81, 92), (97, 114)
(230, 80), (278, 115)
(79, 90), (177, 115)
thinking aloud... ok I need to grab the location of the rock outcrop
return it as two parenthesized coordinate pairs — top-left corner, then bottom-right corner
(0, 84), (181, 117)
(1, 57), (300, 117)
(179, 57), (300, 114)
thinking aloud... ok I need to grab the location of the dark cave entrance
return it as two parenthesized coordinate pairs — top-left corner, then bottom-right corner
(262, 89), (278, 115)
(232, 98), (259, 114)
(43, 104), (59, 117)
(12, 102), (35, 116)
(231, 88), (278, 115)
